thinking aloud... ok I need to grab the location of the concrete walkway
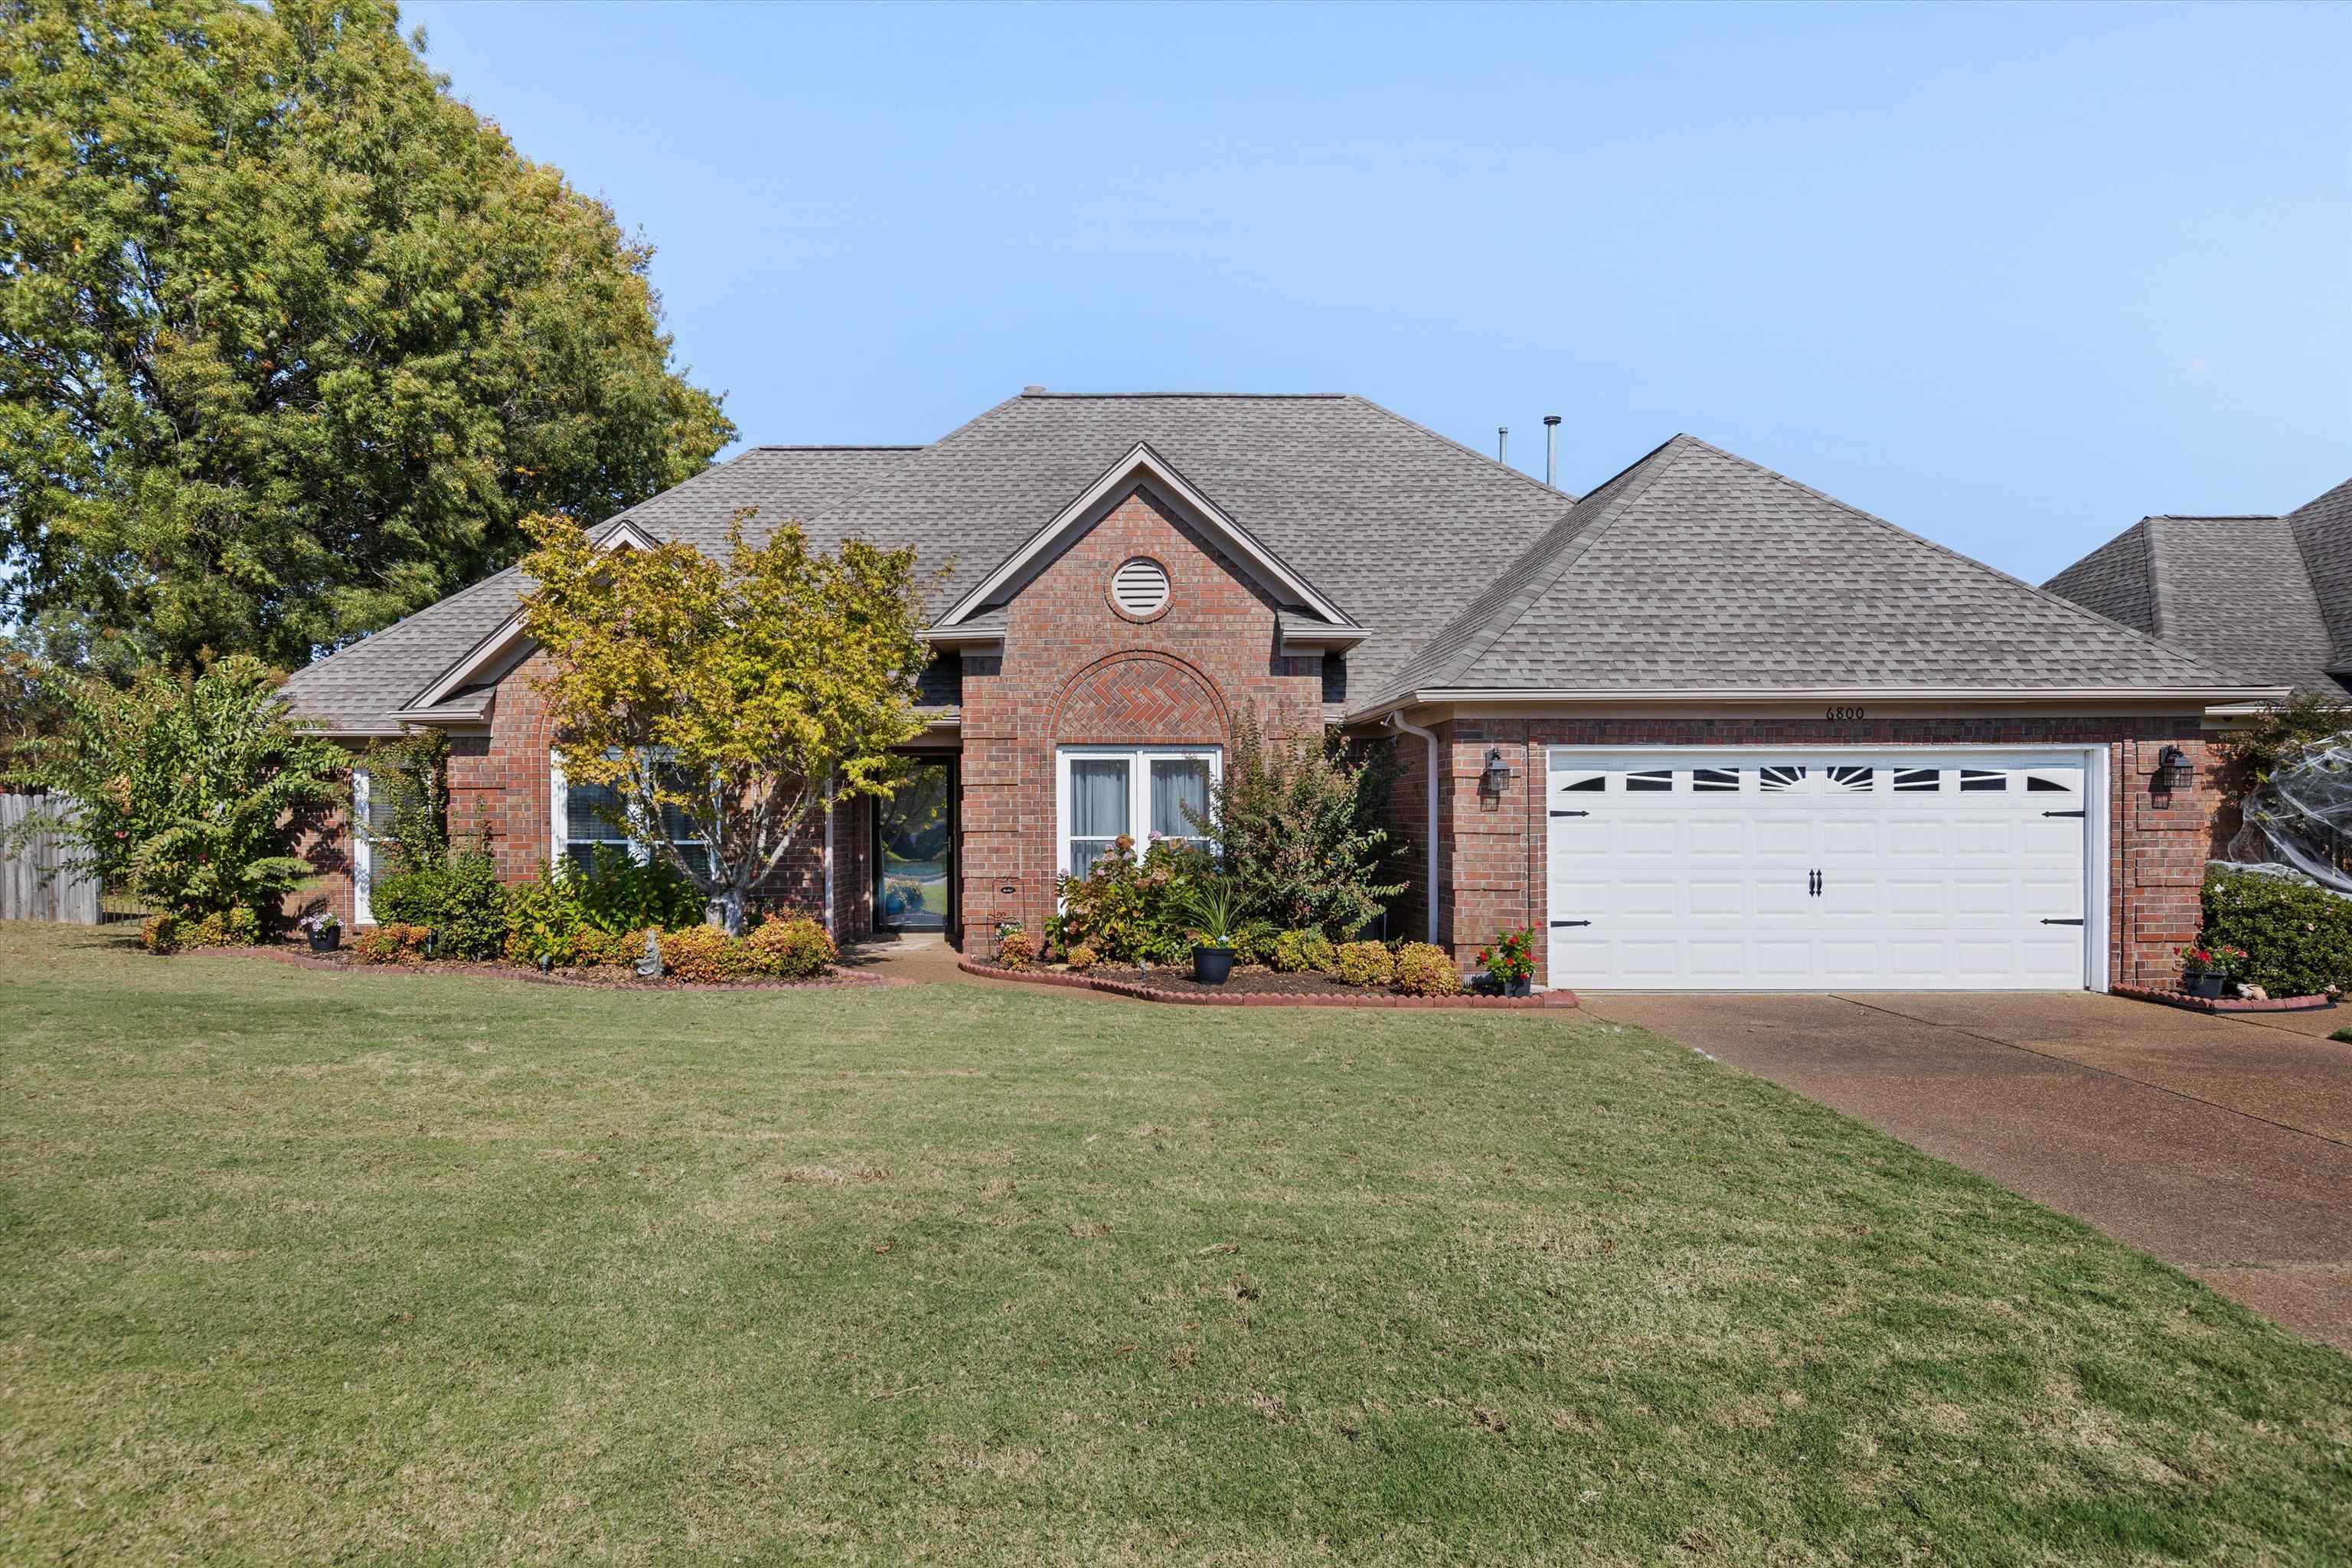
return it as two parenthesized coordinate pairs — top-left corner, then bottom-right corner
(1579, 989), (2352, 1353)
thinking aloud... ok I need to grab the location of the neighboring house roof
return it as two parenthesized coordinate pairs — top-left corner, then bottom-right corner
(1359, 435), (2244, 714)
(2043, 475), (2352, 697)
(279, 446), (923, 734)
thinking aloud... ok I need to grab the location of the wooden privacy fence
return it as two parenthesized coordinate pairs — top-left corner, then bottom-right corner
(0, 793), (102, 924)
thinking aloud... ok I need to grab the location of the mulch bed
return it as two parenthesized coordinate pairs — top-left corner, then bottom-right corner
(963, 959), (1577, 1009)
(185, 943), (907, 991)
(2112, 982), (2333, 1015)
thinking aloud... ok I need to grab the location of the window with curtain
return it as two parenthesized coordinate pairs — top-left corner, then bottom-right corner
(1057, 746), (1220, 877)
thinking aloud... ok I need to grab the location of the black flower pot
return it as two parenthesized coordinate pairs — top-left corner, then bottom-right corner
(2186, 971), (2227, 1000)
(1507, 976), (1531, 998)
(1192, 945), (1236, 985)
(308, 929), (341, 953)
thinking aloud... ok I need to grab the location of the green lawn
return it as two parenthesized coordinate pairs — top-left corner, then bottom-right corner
(2, 923), (2347, 1565)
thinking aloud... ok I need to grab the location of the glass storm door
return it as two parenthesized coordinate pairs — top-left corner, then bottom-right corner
(875, 759), (954, 933)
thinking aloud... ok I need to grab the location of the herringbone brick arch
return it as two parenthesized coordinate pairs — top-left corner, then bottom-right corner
(1050, 652), (1229, 745)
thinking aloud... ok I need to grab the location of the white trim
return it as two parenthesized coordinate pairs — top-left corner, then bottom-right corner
(824, 782), (836, 937)
(549, 758), (570, 866)
(1054, 743), (1223, 880)
(937, 442), (1357, 630)
(1348, 684), (2291, 724)
(351, 765), (375, 926)
(1541, 744), (2107, 992)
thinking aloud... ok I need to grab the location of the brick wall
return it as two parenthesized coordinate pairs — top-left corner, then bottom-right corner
(1414, 714), (2220, 990)
(956, 485), (1326, 958)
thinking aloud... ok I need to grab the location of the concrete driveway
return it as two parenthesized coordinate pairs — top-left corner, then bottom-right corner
(1579, 990), (2352, 1353)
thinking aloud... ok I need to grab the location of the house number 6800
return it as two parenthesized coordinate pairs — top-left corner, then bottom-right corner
(1825, 705), (1866, 721)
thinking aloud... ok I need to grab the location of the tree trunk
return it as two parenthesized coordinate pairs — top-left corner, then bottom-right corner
(718, 881), (748, 937)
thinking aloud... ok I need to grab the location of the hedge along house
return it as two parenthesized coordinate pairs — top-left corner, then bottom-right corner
(281, 390), (2282, 990)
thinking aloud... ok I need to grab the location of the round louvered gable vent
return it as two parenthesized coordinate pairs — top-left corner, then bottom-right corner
(1110, 557), (1171, 619)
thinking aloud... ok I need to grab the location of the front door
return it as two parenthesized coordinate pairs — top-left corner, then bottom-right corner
(874, 757), (955, 935)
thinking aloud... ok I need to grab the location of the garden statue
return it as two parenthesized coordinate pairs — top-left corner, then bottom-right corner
(636, 929), (665, 979)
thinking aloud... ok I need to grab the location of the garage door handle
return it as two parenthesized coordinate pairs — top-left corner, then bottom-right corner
(2043, 809), (2085, 818)
(1550, 920), (1591, 928)
(2042, 917), (2084, 926)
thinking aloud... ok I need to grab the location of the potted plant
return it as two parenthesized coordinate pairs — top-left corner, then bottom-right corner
(1476, 928), (1537, 998)
(1178, 877), (1243, 985)
(299, 912), (342, 953)
(2179, 942), (2248, 1000)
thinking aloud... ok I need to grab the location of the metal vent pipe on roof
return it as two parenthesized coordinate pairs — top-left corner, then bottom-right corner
(1543, 414), (1561, 489)
(1496, 426), (1508, 463)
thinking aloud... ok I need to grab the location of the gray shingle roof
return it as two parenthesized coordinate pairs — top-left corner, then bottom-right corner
(2043, 475), (2352, 698)
(1366, 435), (2240, 708)
(2289, 476), (2352, 673)
(280, 446), (923, 733)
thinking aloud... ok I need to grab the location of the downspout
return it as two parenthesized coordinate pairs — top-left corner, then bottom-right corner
(823, 779), (837, 938)
(1384, 712), (1441, 945)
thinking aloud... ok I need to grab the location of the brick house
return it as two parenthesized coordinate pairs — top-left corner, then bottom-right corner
(282, 391), (2282, 991)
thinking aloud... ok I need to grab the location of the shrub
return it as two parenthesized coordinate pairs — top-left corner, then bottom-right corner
(1269, 929), (1337, 975)
(368, 866), (443, 926)
(1064, 942), (1099, 973)
(658, 923), (753, 982)
(1231, 923), (1282, 968)
(1476, 929), (1537, 986)
(744, 914), (836, 979)
(567, 845), (706, 935)
(1053, 836), (1198, 963)
(1202, 708), (1406, 939)
(354, 922), (431, 965)
(11, 655), (339, 933)
(1331, 940), (1396, 987)
(1393, 942), (1462, 997)
(140, 913), (179, 954)
(376, 846), (507, 959)
(996, 929), (1038, 969)
(572, 924), (644, 969)
(504, 862), (587, 965)
(2201, 869), (2352, 998)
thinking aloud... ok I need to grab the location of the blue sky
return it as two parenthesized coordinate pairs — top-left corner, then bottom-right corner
(402, 0), (2349, 585)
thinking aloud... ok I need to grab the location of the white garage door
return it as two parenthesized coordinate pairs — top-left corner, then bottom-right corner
(1545, 750), (2093, 991)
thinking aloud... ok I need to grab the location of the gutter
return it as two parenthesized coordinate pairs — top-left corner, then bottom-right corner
(1383, 712), (1441, 946)
(1344, 684), (2294, 725)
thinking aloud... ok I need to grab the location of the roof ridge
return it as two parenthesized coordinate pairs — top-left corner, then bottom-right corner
(1341, 394), (1577, 504)
(1016, 391), (1349, 400)
(747, 443), (929, 452)
(2145, 512), (2284, 522)
(2143, 516), (2170, 641)
(1668, 435), (2233, 681)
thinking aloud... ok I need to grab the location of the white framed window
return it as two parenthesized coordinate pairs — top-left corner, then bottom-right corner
(1056, 745), (1220, 877)
(350, 764), (382, 926)
(551, 753), (710, 880)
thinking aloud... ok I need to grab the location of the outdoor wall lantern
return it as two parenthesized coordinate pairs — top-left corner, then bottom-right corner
(2154, 746), (2194, 792)
(1478, 747), (1512, 799)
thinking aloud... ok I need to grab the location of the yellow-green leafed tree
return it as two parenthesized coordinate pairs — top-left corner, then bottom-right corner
(518, 509), (930, 935)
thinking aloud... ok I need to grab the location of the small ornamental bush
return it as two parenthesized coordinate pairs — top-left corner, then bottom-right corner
(1269, 929), (1337, 975)
(504, 862), (586, 965)
(1064, 942), (1099, 973)
(996, 929), (1038, 969)
(145, 910), (260, 953)
(354, 922), (431, 965)
(1331, 940), (1396, 987)
(2200, 870), (2352, 998)
(659, 923), (753, 982)
(1393, 942), (1463, 997)
(744, 914), (836, 979)
(1477, 929), (1537, 987)
(567, 845), (706, 936)
(140, 913), (179, 954)
(571, 924), (643, 969)
(1053, 836), (1198, 963)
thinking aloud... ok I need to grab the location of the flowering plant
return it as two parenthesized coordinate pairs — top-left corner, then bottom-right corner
(1478, 927), (1537, 985)
(2179, 942), (2249, 975)
(298, 911), (341, 936)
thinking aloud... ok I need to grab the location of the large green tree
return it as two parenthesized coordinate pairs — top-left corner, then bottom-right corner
(0, 0), (733, 670)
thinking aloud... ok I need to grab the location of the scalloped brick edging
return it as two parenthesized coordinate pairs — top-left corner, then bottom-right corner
(194, 944), (909, 991)
(2112, 983), (2333, 1014)
(959, 958), (1578, 1010)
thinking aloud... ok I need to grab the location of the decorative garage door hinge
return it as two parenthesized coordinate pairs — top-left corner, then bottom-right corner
(2041, 917), (2085, 926)
(1550, 809), (1589, 818)
(1550, 919), (1592, 928)
(2043, 809), (2086, 818)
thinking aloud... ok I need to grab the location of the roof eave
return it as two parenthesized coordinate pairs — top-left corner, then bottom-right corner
(1343, 684), (2294, 725)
